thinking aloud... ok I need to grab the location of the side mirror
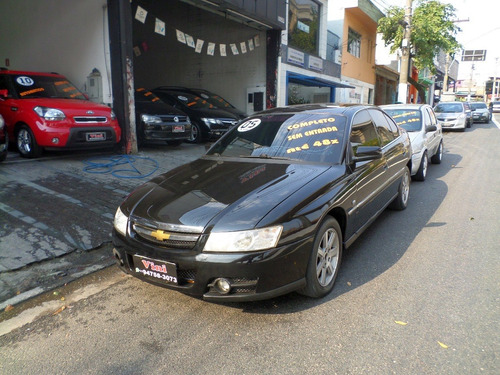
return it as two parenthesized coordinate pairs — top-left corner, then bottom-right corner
(353, 146), (382, 162)
(0, 89), (8, 99)
(426, 125), (437, 132)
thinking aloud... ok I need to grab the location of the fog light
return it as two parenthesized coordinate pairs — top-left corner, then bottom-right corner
(51, 137), (59, 144)
(214, 278), (231, 294)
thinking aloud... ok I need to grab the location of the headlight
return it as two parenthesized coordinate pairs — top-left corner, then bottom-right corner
(33, 106), (66, 121)
(110, 110), (117, 120)
(0, 115), (4, 129)
(113, 207), (128, 236)
(201, 118), (223, 127)
(141, 114), (162, 124)
(203, 226), (283, 253)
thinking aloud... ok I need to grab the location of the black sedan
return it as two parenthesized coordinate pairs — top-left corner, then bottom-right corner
(152, 87), (240, 143)
(134, 88), (191, 146)
(113, 104), (411, 301)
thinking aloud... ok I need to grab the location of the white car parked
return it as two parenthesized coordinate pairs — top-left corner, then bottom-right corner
(382, 104), (443, 181)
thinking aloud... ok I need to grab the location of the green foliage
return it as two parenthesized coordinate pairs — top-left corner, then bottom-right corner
(378, 0), (461, 73)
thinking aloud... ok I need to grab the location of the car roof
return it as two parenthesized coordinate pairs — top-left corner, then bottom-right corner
(253, 103), (373, 117)
(381, 103), (429, 110)
(0, 69), (63, 77)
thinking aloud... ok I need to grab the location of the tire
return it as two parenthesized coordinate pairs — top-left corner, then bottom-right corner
(187, 123), (202, 143)
(17, 125), (42, 158)
(299, 216), (342, 298)
(389, 167), (410, 210)
(430, 141), (443, 164)
(413, 152), (428, 181)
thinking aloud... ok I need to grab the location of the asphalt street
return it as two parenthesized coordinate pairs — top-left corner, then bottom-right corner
(0, 116), (498, 374)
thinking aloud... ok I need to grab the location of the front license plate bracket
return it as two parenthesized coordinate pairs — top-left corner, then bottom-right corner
(132, 255), (178, 284)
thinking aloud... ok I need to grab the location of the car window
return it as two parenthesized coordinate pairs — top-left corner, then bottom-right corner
(384, 108), (422, 132)
(198, 91), (234, 109)
(426, 107), (437, 126)
(368, 109), (397, 146)
(170, 92), (215, 109)
(135, 88), (162, 103)
(434, 103), (463, 113)
(10, 74), (86, 100)
(422, 108), (431, 127)
(350, 110), (381, 153)
(471, 102), (487, 110)
(207, 113), (347, 163)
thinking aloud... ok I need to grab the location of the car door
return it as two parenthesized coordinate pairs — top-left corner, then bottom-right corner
(346, 110), (387, 239)
(424, 106), (440, 155)
(368, 109), (407, 203)
(0, 75), (17, 137)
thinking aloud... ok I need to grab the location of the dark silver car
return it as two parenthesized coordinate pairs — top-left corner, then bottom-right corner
(471, 102), (491, 123)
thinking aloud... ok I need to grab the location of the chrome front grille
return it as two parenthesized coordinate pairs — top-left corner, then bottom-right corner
(74, 116), (108, 123)
(131, 219), (202, 249)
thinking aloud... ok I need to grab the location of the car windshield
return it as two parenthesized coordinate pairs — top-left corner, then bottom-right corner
(471, 103), (487, 110)
(198, 91), (234, 109)
(434, 103), (463, 113)
(384, 109), (422, 132)
(11, 74), (86, 100)
(135, 88), (163, 104)
(207, 112), (347, 163)
(171, 92), (215, 109)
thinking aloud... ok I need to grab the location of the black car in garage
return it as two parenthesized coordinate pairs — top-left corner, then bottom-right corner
(152, 87), (240, 143)
(134, 88), (192, 146)
(112, 104), (412, 302)
(165, 86), (247, 120)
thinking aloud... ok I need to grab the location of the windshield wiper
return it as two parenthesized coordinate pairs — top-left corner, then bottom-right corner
(240, 154), (293, 160)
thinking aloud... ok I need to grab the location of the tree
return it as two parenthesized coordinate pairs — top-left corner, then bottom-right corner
(378, 0), (461, 73)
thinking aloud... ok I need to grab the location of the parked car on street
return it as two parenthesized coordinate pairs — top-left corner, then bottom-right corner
(112, 104), (412, 301)
(0, 69), (121, 158)
(152, 87), (239, 143)
(382, 104), (443, 181)
(489, 101), (500, 113)
(164, 87), (247, 119)
(134, 88), (191, 146)
(433, 101), (473, 131)
(470, 102), (491, 123)
(0, 114), (7, 162)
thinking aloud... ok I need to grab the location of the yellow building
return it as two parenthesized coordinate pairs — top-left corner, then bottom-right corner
(328, 0), (384, 104)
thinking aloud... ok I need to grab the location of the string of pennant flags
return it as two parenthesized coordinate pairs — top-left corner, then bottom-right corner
(134, 5), (261, 57)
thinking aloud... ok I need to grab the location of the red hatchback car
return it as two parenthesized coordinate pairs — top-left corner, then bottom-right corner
(0, 69), (121, 158)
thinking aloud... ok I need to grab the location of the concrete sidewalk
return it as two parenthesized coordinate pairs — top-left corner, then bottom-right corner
(0, 143), (205, 309)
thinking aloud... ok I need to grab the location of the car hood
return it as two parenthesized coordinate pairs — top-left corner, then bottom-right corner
(17, 98), (114, 117)
(407, 131), (423, 147)
(135, 100), (186, 116)
(123, 158), (332, 232)
(435, 112), (462, 118)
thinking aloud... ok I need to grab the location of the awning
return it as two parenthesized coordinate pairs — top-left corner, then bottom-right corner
(288, 72), (355, 89)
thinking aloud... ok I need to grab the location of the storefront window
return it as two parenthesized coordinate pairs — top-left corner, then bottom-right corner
(288, 0), (320, 55)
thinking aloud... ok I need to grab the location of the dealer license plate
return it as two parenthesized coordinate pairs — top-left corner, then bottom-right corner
(172, 125), (185, 133)
(86, 132), (106, 141)
(132, 255), (178, 284)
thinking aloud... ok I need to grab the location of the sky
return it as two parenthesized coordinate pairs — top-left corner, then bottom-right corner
(372, 0), (500, 83)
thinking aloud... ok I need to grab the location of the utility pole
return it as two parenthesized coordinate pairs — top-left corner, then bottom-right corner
(398, 0), (413, 103)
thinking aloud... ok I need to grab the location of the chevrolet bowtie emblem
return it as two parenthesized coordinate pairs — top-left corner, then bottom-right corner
(151, 230), (171, 241)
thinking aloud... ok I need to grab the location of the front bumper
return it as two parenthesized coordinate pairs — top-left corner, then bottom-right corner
(112, 229), (312, 302)
(438, 118), (466, 130)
